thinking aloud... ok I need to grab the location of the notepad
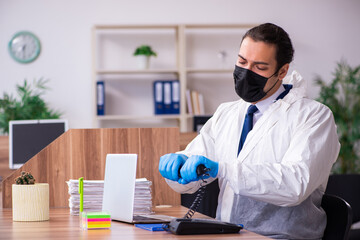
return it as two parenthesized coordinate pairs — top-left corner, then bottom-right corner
(82, 212), (111, 229)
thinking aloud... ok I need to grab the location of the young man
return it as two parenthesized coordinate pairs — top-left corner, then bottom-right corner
(159, 23), (340, 239)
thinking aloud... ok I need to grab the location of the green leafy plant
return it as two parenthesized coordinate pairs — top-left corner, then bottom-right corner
(14, 171), (35, 185)
(133, 45), (157, 57)
(0, 78), (61, 134)
(315, 60), (360, 174)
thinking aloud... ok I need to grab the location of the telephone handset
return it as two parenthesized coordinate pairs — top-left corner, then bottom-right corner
(162, 165), (243, 235)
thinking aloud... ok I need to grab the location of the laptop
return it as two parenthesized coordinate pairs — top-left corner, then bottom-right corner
(102, 154), (174, 223)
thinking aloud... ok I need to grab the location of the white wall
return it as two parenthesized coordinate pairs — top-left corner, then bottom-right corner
(1, 0), (360, 129)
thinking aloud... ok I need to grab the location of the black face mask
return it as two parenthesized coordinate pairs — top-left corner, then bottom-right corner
(233, 65), (279, 103)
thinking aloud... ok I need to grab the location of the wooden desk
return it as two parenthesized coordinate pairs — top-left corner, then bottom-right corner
(0, 206), (269, 239)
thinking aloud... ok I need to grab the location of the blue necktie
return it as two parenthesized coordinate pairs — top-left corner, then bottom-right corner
(237, 85), (293, 156)
(238, 105), (258, 155)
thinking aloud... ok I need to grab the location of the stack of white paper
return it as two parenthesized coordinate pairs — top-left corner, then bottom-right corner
(134, 178), (153, 215)
(66, 180), (104, 215)
(66, 178), (153, 216)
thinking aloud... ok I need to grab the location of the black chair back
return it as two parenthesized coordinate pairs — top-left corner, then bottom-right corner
(326, 174), (360, 223)
(325, 174), (360, 239)
(322, 194), (353, 240)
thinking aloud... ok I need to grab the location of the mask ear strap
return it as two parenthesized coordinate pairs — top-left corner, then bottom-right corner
(274, 63), (289, 78)
(268, 71), (278, 79)
(264, 78), (280, 94)
(264, 64), (283, 94)
(268, 64), (283, 79)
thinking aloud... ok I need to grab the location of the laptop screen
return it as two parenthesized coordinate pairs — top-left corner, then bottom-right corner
(102, 154), (138, 223)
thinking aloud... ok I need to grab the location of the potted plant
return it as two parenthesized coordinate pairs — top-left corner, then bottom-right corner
(316, 61), (360, 228)
(12, 171), (49, 221)
(0, 78), (61, 135)
(315, 60), (360, 174)
(133, 45), (157, 69)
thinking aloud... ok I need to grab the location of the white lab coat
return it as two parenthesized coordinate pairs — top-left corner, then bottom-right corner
(166, 71), (340, 239)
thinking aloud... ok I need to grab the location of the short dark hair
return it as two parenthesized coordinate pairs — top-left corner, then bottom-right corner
(242, 23), (294, 71)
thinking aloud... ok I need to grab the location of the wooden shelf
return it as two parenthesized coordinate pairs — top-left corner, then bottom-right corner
(94, 25), (178, 30)
(185, 24), (258, 29)
(96, 69), (179, 75)
(96, 69), (231, 80)
(92, 24), (256, 132)
(96, 114), (182, 121)
(186, 68), (233, 73)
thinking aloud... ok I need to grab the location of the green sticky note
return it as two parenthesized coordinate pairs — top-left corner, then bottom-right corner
(86, 212), (111, 219)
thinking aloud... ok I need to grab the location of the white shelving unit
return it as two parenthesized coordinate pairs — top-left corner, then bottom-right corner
(92, 24), (255, 132)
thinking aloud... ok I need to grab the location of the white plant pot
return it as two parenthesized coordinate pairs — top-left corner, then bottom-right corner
(136, 55), (150, 69)
(12, 183), (49, 221)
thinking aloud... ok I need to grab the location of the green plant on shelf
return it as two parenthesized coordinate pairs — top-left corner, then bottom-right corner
(0, 78), (62, 134)
(133, 45), (157, 57)
(315, 60), (360, 174)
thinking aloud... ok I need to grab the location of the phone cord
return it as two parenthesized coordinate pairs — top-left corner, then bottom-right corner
(183, 168), (210, 219)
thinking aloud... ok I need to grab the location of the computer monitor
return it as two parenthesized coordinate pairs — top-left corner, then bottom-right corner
(9, 119), (68, 169)
(193, 115), (212, 133)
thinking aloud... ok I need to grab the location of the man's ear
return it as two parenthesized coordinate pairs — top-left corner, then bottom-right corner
(278, 63), (289, 80)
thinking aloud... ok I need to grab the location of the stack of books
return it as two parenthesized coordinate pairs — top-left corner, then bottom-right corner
(186, 89), (205, 115)
(66, 178), (153, 216)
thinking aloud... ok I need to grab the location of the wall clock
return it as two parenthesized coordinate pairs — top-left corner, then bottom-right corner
(8, 31), (41, 64)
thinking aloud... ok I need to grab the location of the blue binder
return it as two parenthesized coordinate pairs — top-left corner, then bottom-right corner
(96, 81), (105, 115)
(135, 224), (165, 231)
(171, 80), (180, 114)
(153, 81), (164, 114)
(163, 81), (172, 114)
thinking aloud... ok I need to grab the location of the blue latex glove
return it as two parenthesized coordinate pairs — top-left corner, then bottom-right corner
(178, 155), (218, 184)
(159, 153), (188, 181)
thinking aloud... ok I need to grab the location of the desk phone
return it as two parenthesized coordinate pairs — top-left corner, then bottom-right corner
(162, 165), (243, 235)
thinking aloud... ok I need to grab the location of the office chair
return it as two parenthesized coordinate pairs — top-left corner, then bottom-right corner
(321, 194), (352, 240)
(326, 174), (360, 240)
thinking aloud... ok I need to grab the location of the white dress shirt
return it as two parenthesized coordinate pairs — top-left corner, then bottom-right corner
(253, 84), (286, 126)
